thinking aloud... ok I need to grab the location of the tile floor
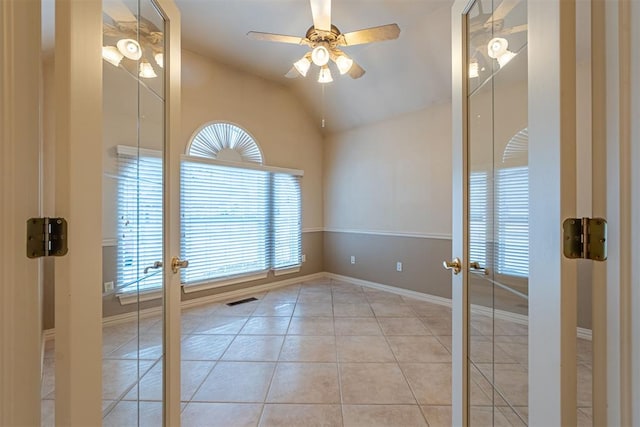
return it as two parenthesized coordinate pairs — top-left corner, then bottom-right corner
(41, 278), (593, 426)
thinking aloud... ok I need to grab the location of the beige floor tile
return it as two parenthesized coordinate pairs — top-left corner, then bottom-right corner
(377, 317), (431, 336)
(192, 316), (249, 335)
(297, 294), (333, 304)
(181, 313), (207, 335)
(420, 316), (452, 335)
(279, 336), (337, 362)
(332, 293), (368, 304)
(370, 302), (416, 317)
(41, 399), (55, 427)
(286, 317), (335, 335)
(252, 302), (295, 317)
(106, 332), (163, 360)
(494, 319), (529, 336)
(339, 363), (415, 404)
(401, 363), (451, 405)
(182, 303), (220, 317)
(469, 336), (517, 364)
(470, 406), (513, 426)
(577, 362), (593, 407)
(387, 336), (451, 363)
(181, 402), (263, 427)
(293, 302), (333, 317)
(102, 359), (154, 400)
(406, 301), (451, 318)
(495, 336), (528, 365)
(41, 358), (55, 398)
(215, 300), (260, 316)
(333, 302), (374, 317)
(336, 335), (395, 362)
(259, 404), (342, 427)
(193, 361), (275, 402)
(498, 405), (528, 426)
(181, 334), (235, 361)
(342, 404), (428, 427)
(266, 363), (340, 403)
(124, 360), (214, 401)
(239, 317), (291, 335)
(364, 290), (404, 304)
(222, 335), (285, 362)
(492, 364), (529, 407)
(421, 405), (452, 427)
(334, 317), (382, 336)
(103, 400), (162, 427)
(577, 407), (592, 427)
(577, 338), (593, 363)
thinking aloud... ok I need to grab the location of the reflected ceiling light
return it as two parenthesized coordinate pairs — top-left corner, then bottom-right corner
(139, 61), (157, 78)
(318, 65), (333, 83)
(293, 55), (312, 77)
(102, 46), (123, 67)
(335, 55), (353, 75)
(487, 37), (516, 68)
(116, 38), (142, 60)
(154, 52), (164, 68)
(311, 44), (330, 66)
(469, 61), (479, 78)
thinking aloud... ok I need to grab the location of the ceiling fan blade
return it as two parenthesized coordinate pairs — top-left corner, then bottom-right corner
(348, 61), (366, 79)
(495, 23), (527, 36)
(246, 31), (307, 45)
(310, 0), (332, 32)
(340, 23), (400, 46)
(285, 66), (301, 78)
(487, 0), (519, 24)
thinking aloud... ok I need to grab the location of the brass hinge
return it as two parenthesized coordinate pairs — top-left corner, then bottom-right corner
(26, 217), (68, 258)
(562, 217), (607, 261)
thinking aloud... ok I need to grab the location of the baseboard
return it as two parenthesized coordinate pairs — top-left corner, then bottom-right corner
(42, 271), (593, 343)
(42, 272), (326, 340)
(325, 272), (593, 341)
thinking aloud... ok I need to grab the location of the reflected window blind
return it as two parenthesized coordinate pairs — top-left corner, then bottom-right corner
(273, 174), (302, 269)
(117, 154), (163, 294)
(181, 161), (270, 284)
(469, 171), (488, 267)
(496, 166), (529, 277)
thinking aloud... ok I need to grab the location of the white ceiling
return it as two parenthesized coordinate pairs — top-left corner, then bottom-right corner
(176, 0), (454, 133)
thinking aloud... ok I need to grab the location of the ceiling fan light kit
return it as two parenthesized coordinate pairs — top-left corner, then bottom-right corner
(247, 0), (400, 83)
(116, 38), (142, 60)
(102, 46), (123, 67)
(487, 37), (516, 68)
(139, 61), (157, 79)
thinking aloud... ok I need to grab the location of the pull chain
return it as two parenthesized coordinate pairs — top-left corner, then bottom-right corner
(321, 83), (326, 128)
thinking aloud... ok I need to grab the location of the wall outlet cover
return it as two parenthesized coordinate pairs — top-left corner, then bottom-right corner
(104, 281), (114, 293)
(350, 255), (356, 264)
(396, 262), (403, 272)
(301, 254), (307, 262)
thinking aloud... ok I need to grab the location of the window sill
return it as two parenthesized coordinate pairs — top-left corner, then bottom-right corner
(182, 271), (269, 294)
(273, 265), (301, 276)
(117, 289), (163, 305)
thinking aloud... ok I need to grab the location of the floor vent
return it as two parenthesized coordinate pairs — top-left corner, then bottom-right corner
(226, 297), (258, 306)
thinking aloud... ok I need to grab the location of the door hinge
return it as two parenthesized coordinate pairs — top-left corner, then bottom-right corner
(26, 217), (68, 258)
(562, 217), (607, 261)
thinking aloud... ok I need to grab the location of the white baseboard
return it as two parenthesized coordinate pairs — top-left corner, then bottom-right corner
(42, 272), (326, 340)
(42, 271), (593, 342)
(325, 273), (593, 341)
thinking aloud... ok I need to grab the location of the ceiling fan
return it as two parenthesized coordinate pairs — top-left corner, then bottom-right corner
(247, 0), (400, 83)
(467, 0), (527, 78)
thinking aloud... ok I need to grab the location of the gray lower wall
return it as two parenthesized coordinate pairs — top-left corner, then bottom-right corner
(323, 231), (453, 300)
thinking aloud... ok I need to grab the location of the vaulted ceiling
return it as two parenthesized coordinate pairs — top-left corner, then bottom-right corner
(176, 0), (454, 133)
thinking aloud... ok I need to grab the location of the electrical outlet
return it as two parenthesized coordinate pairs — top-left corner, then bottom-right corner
(396, 262), (403, 272)
(301, 254), (307, 263)
(350, 255), (356, 264)
(104, 281), (114, 293)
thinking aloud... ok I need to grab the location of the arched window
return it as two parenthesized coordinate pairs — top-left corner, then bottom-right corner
(181, 122), (302, 289)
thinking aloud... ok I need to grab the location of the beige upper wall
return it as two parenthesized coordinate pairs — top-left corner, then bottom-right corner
(324, 104), (453, 237)
(181, 49), (324, 230)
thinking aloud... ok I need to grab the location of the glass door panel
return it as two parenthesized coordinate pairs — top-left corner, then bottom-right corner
(466, 0), (528, 424)
(102, 0), (166, 423)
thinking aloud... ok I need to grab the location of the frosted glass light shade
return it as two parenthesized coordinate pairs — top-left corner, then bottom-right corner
(139, 61), (157, 78)
(116, 38), (142, 60)
(102, 46), (123, 67)
(468, 61), (479, 78)
(311, 45), (330, 66)
(497, 50), (516, 68)
(336, 55), (353, 74)
(294, 56), (311, 76)
(318, 65), (333, 83)
(154, 53), (164, 68)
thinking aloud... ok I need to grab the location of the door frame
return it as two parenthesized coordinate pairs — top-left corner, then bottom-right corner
(0, 1), (43, 425)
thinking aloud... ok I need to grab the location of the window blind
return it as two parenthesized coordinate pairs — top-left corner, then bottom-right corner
(469, 171), (488, 267)
(181, 160), (270, 284)
(272, 173), (302, 269)
(496, 166), (529, 277)
(117, 154), (164, 294)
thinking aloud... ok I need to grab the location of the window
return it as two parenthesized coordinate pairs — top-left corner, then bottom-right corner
(496, 166), (529, 277)
(116, 148), (163, 294)
(181, 122), (302, 288)
(469, 171), (489, 268)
